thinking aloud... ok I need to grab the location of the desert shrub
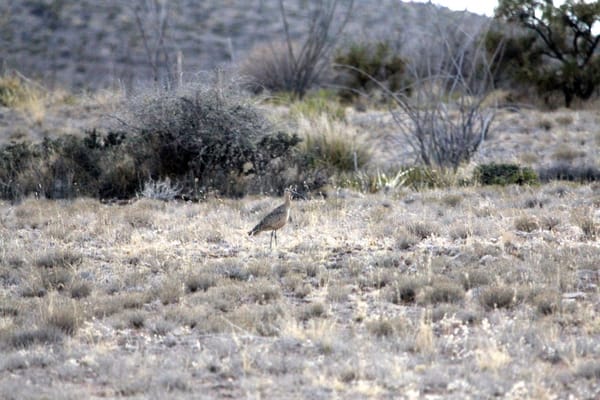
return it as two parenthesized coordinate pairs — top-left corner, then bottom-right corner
(5, 327), (63, 349)
(124, 82), (301, 197)
(537, 163), (600, 183)
(514, 215), (539, 232)
(480, 286), (518, 310)
(474, 163), (539, 186)
(366, 318), (395, 338)
(185, 273), (217, 293)
(0, 130), (135, 200)
(0, 81), (303, 200)
(385, 277), (424, 304)
(459, 270), (491, 290)
(0, 141), (40, 200)
(45, 300), (81, 336)
(532, 291), (560, 316)
(421, 281), (465, 304)
(35, 249), (81, 269)
(69, 281), (91, 299)
(333, 40), (409, 102)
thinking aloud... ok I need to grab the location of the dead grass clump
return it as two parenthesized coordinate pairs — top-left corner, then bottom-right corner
(185, 273), (217, 293)
(532, 291), (560, 316)
(93, 292), (152, 318)
(576, 215), (598, 240)
(45, 302), (81, 336)
(158, 280), (183, 305)
(540, 215), (561, 231)
(124, 311), (146, 329)
(5, 327), (63, 349)
(441, 193), (463, 207)
(228, 304), (285, 336)
(385, 277), (424, 304)
(395, 229), (421, 249)
(69, 280), (91, 299)
(366, 318), (394, 338)
(537, 118), (553, 131)
(41, 267), (73, 291)
(459, 270), (491, 290)
(298, 302), (326, 321)
(124, 209), (155, 229)
(150, 319), (175, 336)
(327, 284), (351, 302)
(35, 249), (81, 269)
(514, 215), (539, 232)
(248, 280), (281, 304)
(480, 286), (518, 310)
(575, 361), (600, 380)
(552, 146), (584, 162)
(284, 275), (312, 299)
(20, 280), (47, 298)
(555, 115), (574, 126)
(421, 280), (465, 305)
(406, 221), (437, 239)
(359, 268), (395, 289)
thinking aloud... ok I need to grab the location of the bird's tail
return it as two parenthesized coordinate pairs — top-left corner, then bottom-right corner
(248, 226), (258, 236)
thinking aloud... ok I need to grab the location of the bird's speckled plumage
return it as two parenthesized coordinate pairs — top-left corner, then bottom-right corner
(248, 189), (292, 248)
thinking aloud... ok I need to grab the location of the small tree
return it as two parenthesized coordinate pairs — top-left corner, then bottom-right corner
(382, 18), (497, 171)
(496, 0), (600, 107)
(277, 0), (354, 98)
(131, 0), (174, 87)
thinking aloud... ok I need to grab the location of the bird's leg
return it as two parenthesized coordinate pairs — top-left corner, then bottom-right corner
(269, 231), (274, 250)
(274, 230), (278, 247)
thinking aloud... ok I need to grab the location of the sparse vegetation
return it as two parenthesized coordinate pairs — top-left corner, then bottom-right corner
(1, 2), (599, 399)
(474, 163), (539, 186)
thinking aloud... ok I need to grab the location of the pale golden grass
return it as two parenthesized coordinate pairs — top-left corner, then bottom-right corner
(1, 184), (599, 398)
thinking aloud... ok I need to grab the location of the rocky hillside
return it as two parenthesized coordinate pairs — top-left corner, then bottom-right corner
(0, 0), (488, 89)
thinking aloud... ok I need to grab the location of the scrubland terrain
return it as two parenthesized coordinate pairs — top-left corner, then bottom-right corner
(1, 1), (600, 398)
(0, 100), (599, 399)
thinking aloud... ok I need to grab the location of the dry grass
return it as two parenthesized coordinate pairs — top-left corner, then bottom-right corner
(1, 183), (598, 398)
(1, 92), (600, 398)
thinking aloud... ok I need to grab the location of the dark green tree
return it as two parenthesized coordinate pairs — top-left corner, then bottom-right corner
(496, 0), (600, 107)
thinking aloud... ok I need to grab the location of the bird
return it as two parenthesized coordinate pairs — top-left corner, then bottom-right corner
(248, 188), (293, 249)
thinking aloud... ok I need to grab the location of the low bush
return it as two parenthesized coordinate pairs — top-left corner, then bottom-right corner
(333, 40), (409, 102)
(0, 81), (303, 200)
(474, 163), (539, 186)
(537, 163), (600, 183)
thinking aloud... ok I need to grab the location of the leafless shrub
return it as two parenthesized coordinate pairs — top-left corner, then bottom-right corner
(130, 0), (174, 86)
(139, 177), (182, 201)
(340, 14), (497, 171)
(249, 0), (354, 97)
